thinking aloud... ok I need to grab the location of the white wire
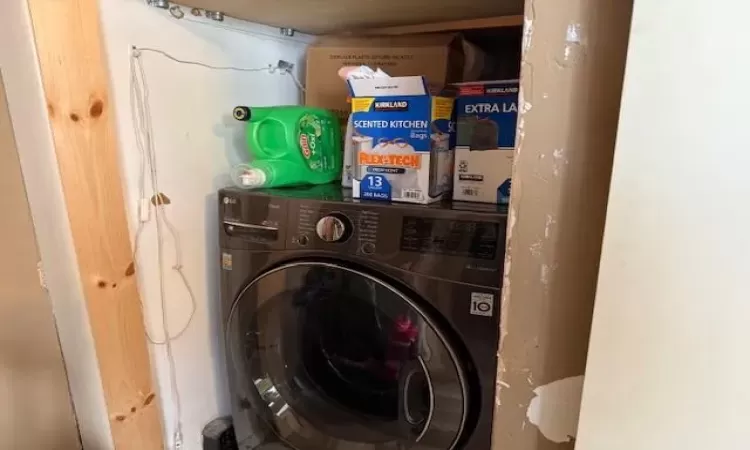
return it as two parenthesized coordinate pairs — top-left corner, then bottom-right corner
(128, 45), (303, 343)
(134, 46), (306, 93)
(128, 45), (305, 449)
(287, 69), (307, 93)
(130, 55), (197, 346)
(130, 50), (185, 449)
(135, 47), (271, 72)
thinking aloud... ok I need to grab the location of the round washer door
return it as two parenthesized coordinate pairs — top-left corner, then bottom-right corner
(226, 261), (469, 450)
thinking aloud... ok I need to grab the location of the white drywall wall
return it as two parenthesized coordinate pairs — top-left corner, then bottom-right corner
(97, 2), (311, 449)
(575, 1), (750, 449)
(0, 2), (112, 449)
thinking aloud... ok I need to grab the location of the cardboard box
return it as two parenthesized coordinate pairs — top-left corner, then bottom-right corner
(349, 76), (454, 204)
(452, 80), (519, 204)
(306, 33), (483, 129)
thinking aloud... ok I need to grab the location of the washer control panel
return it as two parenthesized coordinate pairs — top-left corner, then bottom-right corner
(219, 188), (507, 287)
(293, 203), (377, 255)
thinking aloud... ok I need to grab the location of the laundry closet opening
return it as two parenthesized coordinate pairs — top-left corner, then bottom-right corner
(28, 0), (634, 448)
(155, 0), (631, 448)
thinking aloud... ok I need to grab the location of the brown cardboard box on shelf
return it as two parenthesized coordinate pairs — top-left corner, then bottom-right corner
(305, 33), (485, 127)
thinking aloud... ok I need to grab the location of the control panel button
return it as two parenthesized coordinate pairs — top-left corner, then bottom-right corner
(316, 213), (351, 243)
(297, 235), (309, 246)
(361, 242), (376, 255)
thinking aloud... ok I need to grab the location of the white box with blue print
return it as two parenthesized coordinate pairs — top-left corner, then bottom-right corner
(349, 76), (455, 204)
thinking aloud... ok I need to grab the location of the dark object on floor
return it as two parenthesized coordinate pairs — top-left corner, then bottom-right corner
(203, 416), (239, 450)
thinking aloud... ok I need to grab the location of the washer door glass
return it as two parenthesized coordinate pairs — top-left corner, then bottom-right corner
(227, 261), (468, 450)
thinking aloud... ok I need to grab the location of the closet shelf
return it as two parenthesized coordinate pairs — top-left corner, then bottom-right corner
(175, 0), (525, 35)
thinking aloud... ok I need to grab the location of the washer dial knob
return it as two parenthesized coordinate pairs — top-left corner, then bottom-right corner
(316, 214), (351, 243)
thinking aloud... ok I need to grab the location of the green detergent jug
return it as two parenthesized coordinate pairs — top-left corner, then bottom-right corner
(232, 105), (342, 189)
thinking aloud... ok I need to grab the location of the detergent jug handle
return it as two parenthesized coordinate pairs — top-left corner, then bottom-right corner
(250, 116), (283, 159)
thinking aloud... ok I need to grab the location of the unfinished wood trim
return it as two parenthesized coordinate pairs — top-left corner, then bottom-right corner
(362, 15), (524, 36)
(492, 0), (634, 449)
(26, 1), (164, 449)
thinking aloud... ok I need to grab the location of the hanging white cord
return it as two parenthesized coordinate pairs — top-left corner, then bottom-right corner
(130, 49), (186, 449)
(287, 70), (307, 94)
(130, 52), (197, 344)
(128, 46), (306, 449)
(128, 46), (305, 343)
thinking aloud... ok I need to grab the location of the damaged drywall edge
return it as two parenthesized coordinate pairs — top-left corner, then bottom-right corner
(544, 214), (556, 239)
(522, 0), (536, 54)
(516, 117), (525, 158)
(529, 239), (543, 257)
(553, 22), (587, 69)
(526, 375), (585, 443)
(496, 0), (537, 410)
(522, 17), (533, 54)
(552, 148), (569, 176)
(540, 264), (552, 285)
(563, 23), (584, 64)
(496, 205), (516, 407)
(518, 0), (535, 131)
(497, 0), (534, 406)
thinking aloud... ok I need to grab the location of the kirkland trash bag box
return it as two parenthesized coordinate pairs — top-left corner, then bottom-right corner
(452, 80), (519, 204)
(349, 76), (455, 204)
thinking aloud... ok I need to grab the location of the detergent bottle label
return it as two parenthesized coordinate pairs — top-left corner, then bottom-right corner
(298, 113), (336, 173)
(243, 106), (342, 188)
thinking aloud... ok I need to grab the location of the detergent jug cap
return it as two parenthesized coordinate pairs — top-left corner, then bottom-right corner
(239, 167), (267, 188)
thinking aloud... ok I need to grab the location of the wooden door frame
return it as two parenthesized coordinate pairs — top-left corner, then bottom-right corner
(26, 0), (164, 449)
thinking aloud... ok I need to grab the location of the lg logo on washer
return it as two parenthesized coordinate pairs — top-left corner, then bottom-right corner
(470, 292), (495, 317)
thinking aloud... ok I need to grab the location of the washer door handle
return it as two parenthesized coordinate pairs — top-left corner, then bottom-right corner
(402, 356), (435, 442)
